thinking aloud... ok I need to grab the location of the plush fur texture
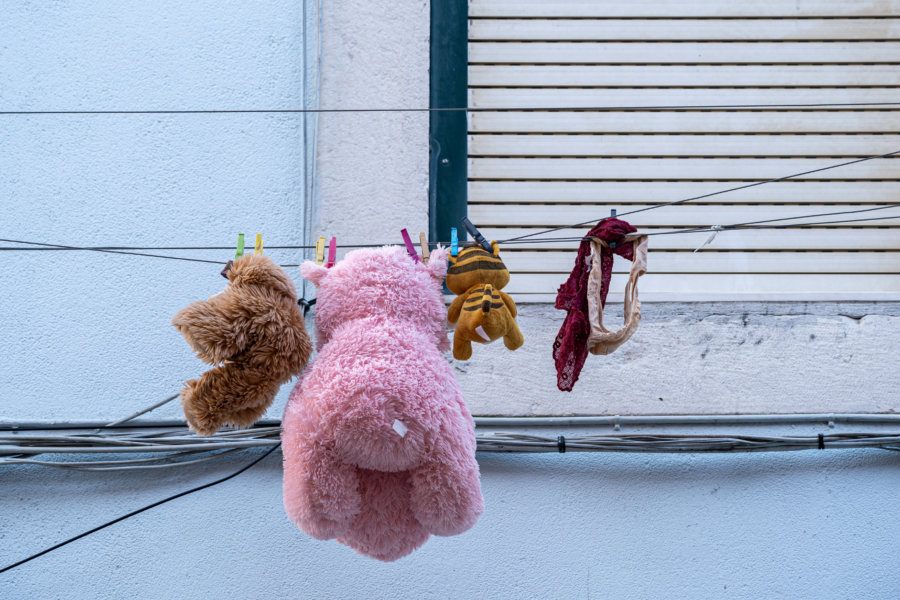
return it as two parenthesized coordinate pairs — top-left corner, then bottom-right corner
(172, 254), (312, 436)
(282, 246), (483, 561)
(446, 241), (524, 360)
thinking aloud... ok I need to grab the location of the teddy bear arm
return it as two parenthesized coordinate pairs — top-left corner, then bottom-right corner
(173, 300), (248, 364)
(181, 363), (281, 435)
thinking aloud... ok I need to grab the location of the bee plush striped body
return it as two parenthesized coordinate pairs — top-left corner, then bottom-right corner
(446, 241), (524, 360)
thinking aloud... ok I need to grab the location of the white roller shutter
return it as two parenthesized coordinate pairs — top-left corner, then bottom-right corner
(468, 0), (900, 301)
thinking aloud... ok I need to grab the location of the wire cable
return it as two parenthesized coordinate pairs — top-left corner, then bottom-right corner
(498, 214), (900, 246)
(3, 101), (900, 116)
(497, 149), (900, 244)
(502, 203), (900, 244)
(4, 211), (900, 265)
(0, 444), (280, 574)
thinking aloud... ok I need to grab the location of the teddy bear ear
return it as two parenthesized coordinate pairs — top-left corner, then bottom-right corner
(300, 261), (329, 286)
(426, 246), (449, 280)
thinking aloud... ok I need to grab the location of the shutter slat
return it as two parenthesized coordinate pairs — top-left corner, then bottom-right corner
(469, 157), (900, 180)
(470, 111), (900, 133)
(469, 65), (899, 87)
(478, 227), (900, 250)
(470, 42), (900, 64)
(469, 0), (900, 18)
(470, 88), (900, 109)
(470, 181), (900, 204)
(471, 204), (900, 227)
(470, 134), (900, 157)
(503, 251), (900, 274)
(470, 19), (900, 41)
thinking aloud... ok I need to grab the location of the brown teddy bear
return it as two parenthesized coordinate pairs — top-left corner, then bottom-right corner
(446, 240), (524, 360)
(172, 253), (312, 436)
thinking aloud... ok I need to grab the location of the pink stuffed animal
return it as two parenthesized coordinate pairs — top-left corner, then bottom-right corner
(282, 246), (483, 561)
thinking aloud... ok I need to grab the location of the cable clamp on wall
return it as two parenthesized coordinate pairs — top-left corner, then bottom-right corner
(557, 435), (566, 454)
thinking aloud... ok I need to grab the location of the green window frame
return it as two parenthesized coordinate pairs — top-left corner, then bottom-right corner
(429, 0), (468, 245)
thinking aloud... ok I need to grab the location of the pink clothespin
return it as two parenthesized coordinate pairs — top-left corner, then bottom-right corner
(326, 236), (337, 268)
(400, 228), (419, 263)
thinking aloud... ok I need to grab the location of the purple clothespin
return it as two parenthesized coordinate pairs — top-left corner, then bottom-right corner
(400, 228), (420, 263)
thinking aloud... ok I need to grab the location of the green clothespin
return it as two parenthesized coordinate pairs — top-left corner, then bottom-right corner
(235, 233), (245, 259)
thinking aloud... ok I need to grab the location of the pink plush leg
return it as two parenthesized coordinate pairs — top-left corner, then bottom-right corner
(409, 421), (484, 537)
(282, 437), (361, 541)
(338, 469), (429, 562)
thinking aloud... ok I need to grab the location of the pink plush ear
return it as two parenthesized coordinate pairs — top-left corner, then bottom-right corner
(427, 246), (448, 281)
(300, 261), (329, 286)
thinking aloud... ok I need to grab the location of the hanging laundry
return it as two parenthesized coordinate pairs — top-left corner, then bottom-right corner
(553, 218), (647, 392)
(282, 246), (483, 562)
(587, 235), (648, 355)
(446, 240), (524, 360)
(172, 253), (312, 435)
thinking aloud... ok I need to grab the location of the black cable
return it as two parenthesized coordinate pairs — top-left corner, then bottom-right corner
(0, 238), (225, 265)
(0, 238), (463, 267)
(4, 212), (900, 266)
(642, 214), (900, 238)
(2, 101), (900, 116)
(0, 444), (280, 575)
(4, 205), (899, 257)
(0, 241), (455, 252)
(497, 149), (900, 244)
(497, 214), (900, 245)
(501, 204), (900, 244)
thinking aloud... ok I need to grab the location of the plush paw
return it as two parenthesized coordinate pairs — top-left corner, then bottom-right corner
(409, 454), (483, 537)
(337, 470), (430, 561)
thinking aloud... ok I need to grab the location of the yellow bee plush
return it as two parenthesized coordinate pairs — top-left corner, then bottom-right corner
(446, 241), (524, 360)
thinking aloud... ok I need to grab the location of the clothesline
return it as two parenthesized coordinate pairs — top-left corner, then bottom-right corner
(3, 101), (900, 116)
(2, 214), (899, 268)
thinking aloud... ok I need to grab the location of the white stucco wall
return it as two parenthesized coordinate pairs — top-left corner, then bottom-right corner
(460, 302), (900, 416)
(2, 2), (899, 598)
(4, 445), (900, 599)
(317, 1), (431, 246)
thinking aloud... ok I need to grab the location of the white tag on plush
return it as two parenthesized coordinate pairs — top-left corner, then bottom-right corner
(392, 419), (408, 438)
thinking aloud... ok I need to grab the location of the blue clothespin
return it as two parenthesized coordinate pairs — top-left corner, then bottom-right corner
(462, 217), (493, 253)
(450, 227), (459, 257)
